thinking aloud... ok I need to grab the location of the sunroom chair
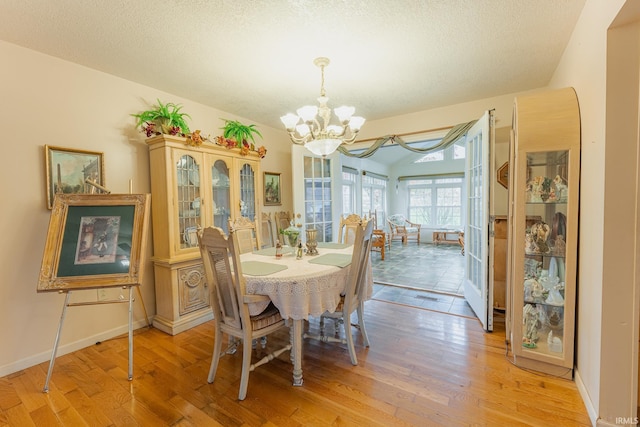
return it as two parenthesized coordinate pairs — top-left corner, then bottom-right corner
(367, 210), (388, 260)
(228, 216), (260, 254)
(387, 214), (421, 246)
(260, 212), (275, 249)
(338, 214), (365, 244)
(198, 226), (291, 400)
(305, 220), (374, 365)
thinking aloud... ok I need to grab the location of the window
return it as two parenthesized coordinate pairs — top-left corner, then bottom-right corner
(414, 140), (466, 163)
(362, 173), (387, 227)
(406, 176), (463, 228)
(453, 141), (466, 159)
(342, 167), (357, 215)
(415, 151), (444, 163)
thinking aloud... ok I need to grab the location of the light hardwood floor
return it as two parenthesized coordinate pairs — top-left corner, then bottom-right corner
(0, 300), (590, 426)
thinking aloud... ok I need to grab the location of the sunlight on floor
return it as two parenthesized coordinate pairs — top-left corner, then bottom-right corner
(370, 242), (473, 316)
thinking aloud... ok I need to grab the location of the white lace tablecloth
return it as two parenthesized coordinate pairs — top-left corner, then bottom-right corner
(241, 246), (372, 320)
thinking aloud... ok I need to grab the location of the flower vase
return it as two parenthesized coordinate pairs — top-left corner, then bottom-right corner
(287, 233), (299, 249)
(305, 228), (319, 255)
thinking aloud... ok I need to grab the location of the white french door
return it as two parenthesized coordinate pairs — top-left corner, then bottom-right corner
(291, 145), (342, 242)
(463, 110), (494, 331)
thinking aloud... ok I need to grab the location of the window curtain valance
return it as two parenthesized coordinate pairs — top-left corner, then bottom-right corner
(338, 120), (477, 158)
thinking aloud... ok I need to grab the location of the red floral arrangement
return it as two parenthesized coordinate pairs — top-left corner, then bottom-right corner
(214, 136), (267, 158)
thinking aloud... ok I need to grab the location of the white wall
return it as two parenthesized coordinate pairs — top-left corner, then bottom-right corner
(546, 0), (628, 424)
(0, 40), (292, 376)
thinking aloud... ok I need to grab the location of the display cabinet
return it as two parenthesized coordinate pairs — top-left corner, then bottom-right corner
(507, 88), (580, 378)
(146, 135), (262, 334)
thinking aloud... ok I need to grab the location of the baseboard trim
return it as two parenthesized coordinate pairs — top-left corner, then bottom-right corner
(0, 318), (151, 378)
(575, 368), (598, 426)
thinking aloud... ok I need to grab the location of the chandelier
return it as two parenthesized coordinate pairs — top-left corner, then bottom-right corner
(280, 57), (365, 157)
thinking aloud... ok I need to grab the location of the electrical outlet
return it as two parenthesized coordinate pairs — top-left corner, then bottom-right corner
(97, 289), (108, 301)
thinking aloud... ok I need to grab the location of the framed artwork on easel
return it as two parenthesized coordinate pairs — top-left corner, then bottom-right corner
(37, 193), (150, 292)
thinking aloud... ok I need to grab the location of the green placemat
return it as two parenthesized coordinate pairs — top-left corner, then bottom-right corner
(254, 247), (277, 256)
(317, 242), (352, 249)
(241, 261), (288, 276)
(308, 253), (352, 268)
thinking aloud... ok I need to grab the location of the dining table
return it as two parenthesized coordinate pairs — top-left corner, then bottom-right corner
(240, 242), (373, 386)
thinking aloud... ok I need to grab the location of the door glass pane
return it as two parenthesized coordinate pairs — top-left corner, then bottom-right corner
(177, 154), (201, 249)
(522, 150), (568, 356)
(304, 156), (332, 242)
(466, 132), (483, 292)
(239, 163), (255, 220)
(212, 159), (230, 234)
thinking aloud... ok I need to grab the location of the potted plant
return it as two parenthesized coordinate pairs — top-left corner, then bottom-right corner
(215, 119), (267, 157)
(133, 99), (192, 137)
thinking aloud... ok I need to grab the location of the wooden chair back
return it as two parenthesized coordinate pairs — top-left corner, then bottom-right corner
(228, 216), (260, 254)
(199, 226), (245, 332)
(343, 220), (375, 315)
(260, 212), (275, 248)
(275, 211), (292, 234)
(338, 214), (364, 244)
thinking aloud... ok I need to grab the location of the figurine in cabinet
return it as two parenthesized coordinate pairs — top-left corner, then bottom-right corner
(553, 175), (568, 202)
(523, 303), (541, 348)
(526, 221), (551, 254)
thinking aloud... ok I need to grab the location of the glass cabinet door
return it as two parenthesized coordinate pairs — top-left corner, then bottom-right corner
(521, 150), (569, 358)
(176, 154), (202, 249)
(211, 159), (231, 234)
(239, 162), (256, 220)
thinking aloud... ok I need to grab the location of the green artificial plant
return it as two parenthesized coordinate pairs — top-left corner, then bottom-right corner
(133, 99), (192, 136)
(220, 119), (263, 145)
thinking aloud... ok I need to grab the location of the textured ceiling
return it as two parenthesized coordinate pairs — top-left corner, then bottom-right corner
(0, 0), (585, 130)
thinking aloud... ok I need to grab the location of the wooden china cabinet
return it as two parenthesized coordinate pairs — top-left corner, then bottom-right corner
(146, 134), (262, 334)
(507, 87), (580, 378)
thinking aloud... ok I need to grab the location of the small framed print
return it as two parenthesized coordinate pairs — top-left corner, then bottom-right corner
(264, 172), (281, 206)
(497, 162), (509, 189)
(45, 145), (105, 209)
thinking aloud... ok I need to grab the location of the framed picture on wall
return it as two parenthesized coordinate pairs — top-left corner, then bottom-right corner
(37, 193), (150, 292)
(45, 145), (105, 209)
(264, 172), (281, 206)
(497, 161), (509, 189)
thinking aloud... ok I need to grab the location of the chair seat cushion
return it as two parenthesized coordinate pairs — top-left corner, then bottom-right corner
(250, 302), (284, 330)
(406, 227), (419, 233)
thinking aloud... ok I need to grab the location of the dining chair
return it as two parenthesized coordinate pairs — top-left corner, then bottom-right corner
(305, 220), (374, 365)
(275, 211), (292, 234)
(260, 212), (275, 249)
(367, 210), (389, 260)
(338, 213), (364, 244)
(228, 216), (260, 254)
(198, 226), (291, 400)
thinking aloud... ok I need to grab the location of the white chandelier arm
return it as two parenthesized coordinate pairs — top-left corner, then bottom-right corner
(287, 131), (311, 145)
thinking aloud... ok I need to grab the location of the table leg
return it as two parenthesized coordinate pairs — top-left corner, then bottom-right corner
(291, 319), (303, 386)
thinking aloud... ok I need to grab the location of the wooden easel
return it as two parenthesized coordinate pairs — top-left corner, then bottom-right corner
(41, 183), (151, 393)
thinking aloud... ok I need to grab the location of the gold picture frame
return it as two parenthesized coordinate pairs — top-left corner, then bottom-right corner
(45, 145), (105, 209)
(264, 172), (281, 206)
(37, 193), (150, 292)
(497, 161), (509, 189)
